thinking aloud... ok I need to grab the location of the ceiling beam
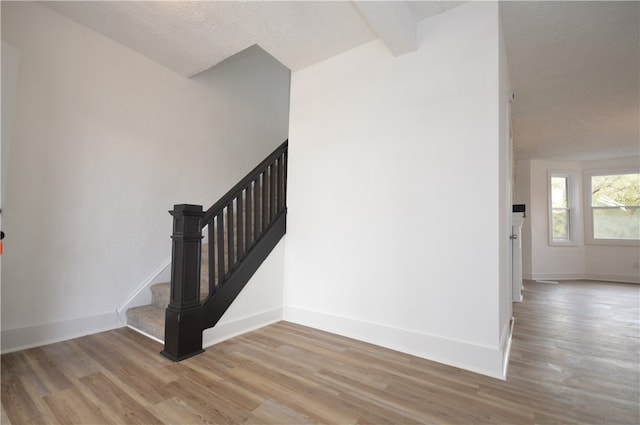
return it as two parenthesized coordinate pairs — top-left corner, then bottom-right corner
(353, 1), (418, 56)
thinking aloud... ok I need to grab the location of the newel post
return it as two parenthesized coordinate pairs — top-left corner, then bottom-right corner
(161, 204), (205, 361)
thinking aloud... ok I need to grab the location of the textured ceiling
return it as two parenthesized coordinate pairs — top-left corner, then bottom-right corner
(42, 1), (639, 162)
(42, 1), (377, 75)
(42, 1), (468, 75)
(501, 1), (639, 161)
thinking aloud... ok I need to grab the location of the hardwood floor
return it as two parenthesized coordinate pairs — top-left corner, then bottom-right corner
(2, 280), (639, 424)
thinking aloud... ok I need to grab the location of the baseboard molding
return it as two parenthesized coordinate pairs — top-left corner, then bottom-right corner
(202, 308), (282, 348)
(1, 312), (120, 354)
(585, 273), (639, 284)
(283, 307), (507, 380)
(501, 318), (514, 378)
(529, 272), (585, 281)
(529, 273), (639, 284)
(116, 256), (172, 324)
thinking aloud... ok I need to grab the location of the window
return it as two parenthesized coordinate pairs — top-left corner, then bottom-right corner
(589, 173), (640, 242)
(550, 175), (571, 242)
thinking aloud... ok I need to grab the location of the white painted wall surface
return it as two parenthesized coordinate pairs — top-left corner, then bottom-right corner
(498, 13), (513, 361)
(1, 41), (19, 211)
(524, 160), (586, 280)
(515, 156), (639, 283)
(1, 2), (290, 351)
(0, 40), (20, 301)
(286, 2), (508, 378)
(514, 160), (532, 278)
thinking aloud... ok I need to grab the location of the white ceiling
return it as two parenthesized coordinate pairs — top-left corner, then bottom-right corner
(43, 1), (463, 75)
(42, 1), (639, 162)
(43, 1), (373, 75)
(501, 1), (639, 161)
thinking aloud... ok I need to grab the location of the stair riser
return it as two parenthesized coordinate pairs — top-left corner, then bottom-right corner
(151, 283), (170, 309)
(126, 305), (165, 341)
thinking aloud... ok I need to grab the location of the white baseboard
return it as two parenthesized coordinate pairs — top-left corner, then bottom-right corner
(585, 273), (639, 284)
(529, 272), (585, 281)
(203, 308), (282, 348)
(501, 318), (514, 378)
(1, 312), (120, 354)
(283, 307), (507, 380)
(528, 272), (639, 284)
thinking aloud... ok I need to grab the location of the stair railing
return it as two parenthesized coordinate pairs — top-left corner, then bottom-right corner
(162, 140), (288, 361)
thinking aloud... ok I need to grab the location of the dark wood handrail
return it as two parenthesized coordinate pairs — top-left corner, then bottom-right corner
(202, 140), (288, 225)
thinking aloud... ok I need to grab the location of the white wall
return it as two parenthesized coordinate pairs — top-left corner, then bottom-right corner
(1, 41), (19, 210)
(498, 10), (513, 360)
(0, 40), (19, 304)
(515, 156), (639, 283)
(1, 2), (290, 351)
(514, 159), (532, 277)
(285, 2), (510, 379)
(518, 159), (586, 280)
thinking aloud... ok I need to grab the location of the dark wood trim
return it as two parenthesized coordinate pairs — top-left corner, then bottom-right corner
(216, 211), (225, 285)
(202, 141), (288, 225)
(162, 204), (205, 361)
(161, 305), (204, 361)
(237, 191), (244, 257)
(261, 171), (268, 231)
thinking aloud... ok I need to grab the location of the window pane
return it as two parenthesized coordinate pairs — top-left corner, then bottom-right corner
(551, 177), (567, 208)
(593, 208), (640, 240)
(552, 208), (569, 240)
(592, 174), (640, 207)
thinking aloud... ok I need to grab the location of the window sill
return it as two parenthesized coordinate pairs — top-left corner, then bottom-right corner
(585, 239), (640, 247)
(549, 240), (581, 247)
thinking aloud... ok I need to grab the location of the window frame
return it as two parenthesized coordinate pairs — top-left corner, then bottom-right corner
(584, 168), (640, 246)
(548, 171), (579, 246)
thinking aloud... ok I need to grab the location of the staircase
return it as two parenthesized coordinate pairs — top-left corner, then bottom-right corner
(126, 141), (288, 359)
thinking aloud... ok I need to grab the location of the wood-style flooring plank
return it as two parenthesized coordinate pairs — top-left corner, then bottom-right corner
(43, 386), (114, 424)
(152, 396), (216, 425)
(79, 371), (163, 424)
(1, 375), (44, 425)
(249, 398), (317, 425)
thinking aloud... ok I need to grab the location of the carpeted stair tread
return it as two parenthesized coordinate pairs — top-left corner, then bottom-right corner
(126, 304), (165, 341)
